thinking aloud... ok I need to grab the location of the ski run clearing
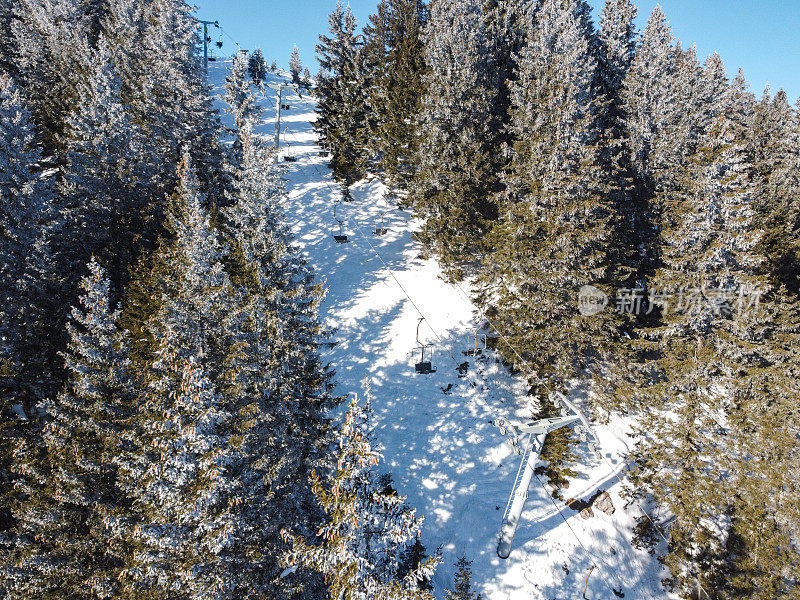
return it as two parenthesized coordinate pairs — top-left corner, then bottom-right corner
(210, 59), (672, 600)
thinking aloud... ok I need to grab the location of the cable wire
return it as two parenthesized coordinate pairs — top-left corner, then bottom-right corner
(278, 126), (636, 599)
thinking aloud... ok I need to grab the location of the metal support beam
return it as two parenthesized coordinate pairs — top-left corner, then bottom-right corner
(199, 20), (219, 73)
(497, 432), (546, 559)
(497, 396), (601, 559)
(267, 83), (300, 162)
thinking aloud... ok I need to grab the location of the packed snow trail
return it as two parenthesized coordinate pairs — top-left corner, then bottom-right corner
(210, 60), (670, 600)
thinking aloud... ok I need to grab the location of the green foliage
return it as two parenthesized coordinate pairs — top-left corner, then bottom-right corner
(282, 393), (438, 600)
(444, 555), (483, 600)
(315, 2), (371, 188)
(362, 0), (428, 188)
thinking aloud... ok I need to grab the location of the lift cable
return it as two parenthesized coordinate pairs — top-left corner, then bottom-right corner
(278, 130), (633, 599)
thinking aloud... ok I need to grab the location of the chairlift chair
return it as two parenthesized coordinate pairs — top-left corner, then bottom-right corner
(373, 212), (388, 236)
(333, 201), (349, 243)
(373, 191), (390, 235)
(281, 103), (291, 111)
(414, 318), (436, 374)
(464, 329), (487, 357)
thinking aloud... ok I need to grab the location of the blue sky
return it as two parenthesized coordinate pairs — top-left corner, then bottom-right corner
(196, 0), (800, 101)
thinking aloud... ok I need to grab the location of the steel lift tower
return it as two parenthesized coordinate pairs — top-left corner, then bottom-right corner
(495, 392), (600, 559)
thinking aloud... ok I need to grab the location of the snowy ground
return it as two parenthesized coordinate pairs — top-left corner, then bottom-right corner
(209, 59), (671, 600)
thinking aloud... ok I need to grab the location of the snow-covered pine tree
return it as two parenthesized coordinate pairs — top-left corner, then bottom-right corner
(219, 119), (333, 597)
(4, 259), (134, 600)
(117, 155), (311, 598)
(478, 0), (630, 411)
(412, 0), (503, 272)
(362, 0), (428, 188)
(248, 47), (267, 83)
(748, 88), (800, 294)
(116, 339), (237, 598)
(596, 0), (641, 286)
(224, 51), (260, 165)
(444, 555), (483, 600)
(302, 66), (312, 88)
(396, 538), (433, 592)
(102, 0), (229, 203)
(11, 0), (92, 151)
(621, 5), (676, 193)
(628, 57), (798, 596)
(226, 51), (258, 129)
(0, 0), (16, 76)
(151, 157), (235, 370)
(282, 393), (438, 600)
(270, 59), (278, 72)
(597, 0), (638, 103)
(315, 2), (370, 191)
(482, 0), (532, 149)
(223, 116), (330, 409)
(60, 43), (152, 290)
(290, 44), (302, 84)
(0, 74), (57, 398)
(0, 74), (61, 598)
(724, 302), (800, 598)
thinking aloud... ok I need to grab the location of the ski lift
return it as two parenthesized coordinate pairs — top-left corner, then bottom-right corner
(333, 200), (349, 243)
(495, 392), (602, 560)
(281, 103), (291, 111)
(463, 327), (487, 357)
(414, 318), (436, 374)
(283, 142), (296, 162)
(374, 191), (390, 236)
(373, 213), (388, 236)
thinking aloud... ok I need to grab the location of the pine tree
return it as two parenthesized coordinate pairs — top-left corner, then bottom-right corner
(478, 0), (630, 409)
(621, 5), (676, 193)
(597, 0), (640, 286)
(4, 259), (134, 600)
(748, 88), (800, 294)
(315, 2), (370, 190)
(248, 47), (267, 83)
(0, 75), (59, 574)
(152, 157), (235, 369)
(116, 340), (237, 598)
(282, 393), (438, 600)
(397, 538), (433, 592)
(116, 157), (306, 598)
(224, 51), (260, 163)
(0, 0), (16, 76)
(362, 0), (428, 188)
(102, 0), (228, 203)
(220, 124), (333, 596)
(302, 66), (312, 88)
(11, 0), (92, 151)
(0, 74), (57, 393)
(444, 555), (482, 600)
(482, 0), (532, 150)
(413, 0), (503, 271)
(628, 57), (800, 597)
(290, 44), (302, 84)
(60, 44), (153, 290)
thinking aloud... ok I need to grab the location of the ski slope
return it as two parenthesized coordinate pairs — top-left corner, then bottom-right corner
(209, 59), (672, 600)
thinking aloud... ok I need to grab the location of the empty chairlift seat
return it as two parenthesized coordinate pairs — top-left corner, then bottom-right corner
(333, 201), (349, 243)
(414, 318), (436, 374)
